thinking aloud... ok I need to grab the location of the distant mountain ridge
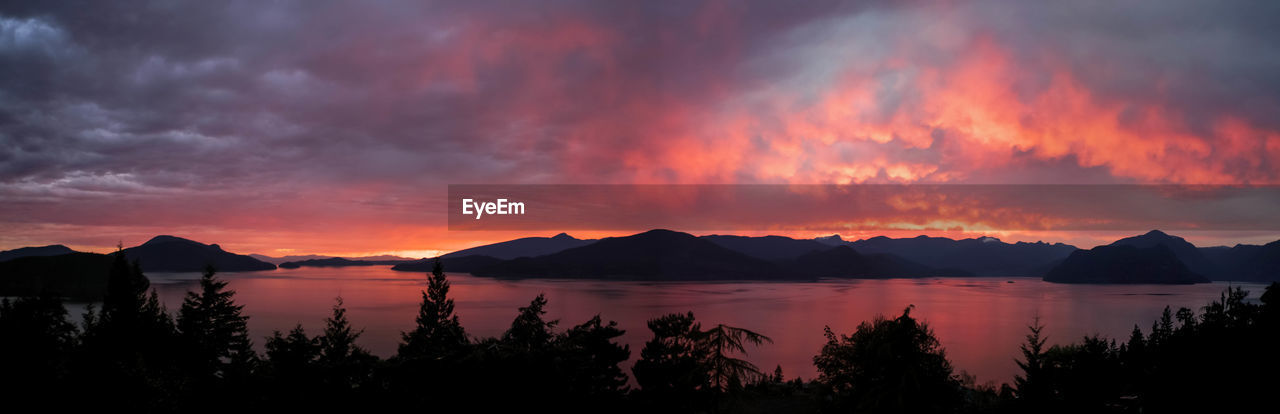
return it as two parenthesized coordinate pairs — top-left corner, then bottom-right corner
(786, 245), (971, 278)
(1044, 244), (1209, 284)
(441, 232), (596, 260)
(0, 252), (113, 299)
(0, 244), (76, 262)
(811, 234), (1078, 276)
(701, 235), (830, 261)
(1200, 240), (1280, 282)
(1087, 229), (1280, 282)
(392, 255), (505, 273)
(279, 257), (412, 269)
(391, 232), (596, 273)
(399, 229), (966, 280)
(5, 230), (1279, 288)
(472, 229), (781, 280)
(118, 235), (276, 272)
(1, 235), (275, 298)
(252, 254), (415, 265)
(1110, 230), (1217, 277)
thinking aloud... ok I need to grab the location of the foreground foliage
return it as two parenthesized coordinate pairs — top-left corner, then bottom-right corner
(1, 252), (1276, 413)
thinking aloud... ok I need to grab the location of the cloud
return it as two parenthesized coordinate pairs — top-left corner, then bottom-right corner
(0, 0), (1278, 253)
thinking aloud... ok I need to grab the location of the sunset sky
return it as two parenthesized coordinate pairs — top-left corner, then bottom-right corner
(2, 1), (1279, 257)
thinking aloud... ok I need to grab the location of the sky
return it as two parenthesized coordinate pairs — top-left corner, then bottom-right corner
(1, 1), (1279, 257)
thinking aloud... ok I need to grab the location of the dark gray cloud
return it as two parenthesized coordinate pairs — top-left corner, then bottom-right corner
(0, 0), (1278, 251)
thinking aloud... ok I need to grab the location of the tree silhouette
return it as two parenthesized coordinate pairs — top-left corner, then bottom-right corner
(1041, 335), (1123, 411)
(398, 258), (467, 359)
(77, 250), (180, 410)
(262, 297), (379, 409)
(502, 293), (557, 350)
(0, 295), (78, 402)
(1014, 316), (1051, 407)
(263, 324), (323, 406)
(177, 265), (256, 381)
(633, 311), (711, 398)
(555, 314), (631, 399)
(90, 250), (172, 338)
(632, 311), (773, 410)
(467, 294), (633, 411)
(813, 305), (962, 413)
(700, 322), (773, 391)
(1148, 306), (1174, 348)
(317, 296), (377, 393)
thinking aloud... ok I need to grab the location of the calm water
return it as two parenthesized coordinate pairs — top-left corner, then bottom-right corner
(128, 267), (1266, 386)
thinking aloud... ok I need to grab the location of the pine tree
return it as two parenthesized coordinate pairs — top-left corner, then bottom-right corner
(97, 251), (160, 333)
(177, 265), (256, 380)
(317, 297), (376, 393)
(1147, 306), (1175, 349)
(502, 293), (557, 350)
(265, 324), (321, 378)
(1124, 324), (1145, 356)
(78, 250), (179, 410)
(398, 258), (467, 359)
(263, 324), (323, 406)
(633, 312), (711, 407)
(556, 315), (631, 397)
(1014, 316), (1050, 404)
(0, 295), (78, 399)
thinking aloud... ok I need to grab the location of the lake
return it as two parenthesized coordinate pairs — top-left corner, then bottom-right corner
(130, 266), (1267, 386)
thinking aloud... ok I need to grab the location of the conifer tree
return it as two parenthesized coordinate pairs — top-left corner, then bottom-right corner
(502, 293), (557, 350)
(178, 265), (256, 380)
(398, 258), (467, 359)
(1015, 317), (1050, 404)
(317, 297), (376, 392)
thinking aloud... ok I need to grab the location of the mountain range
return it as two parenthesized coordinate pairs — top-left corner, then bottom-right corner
(0, 252), (114, 299)
(278, 257), (413, 269)
(441, 232), (597, 260)
(251, 254), (416, 265)
(392, 230), (1280, 284)
(1044, 244), (1209, 284)
(1082, 230), (1280, 283)
(815, 235), (1078, 276)
(399, 229), (970, 280)
(5, 230), (1280, 297)
(0, 244), (75, 262)
(120, 235), (277, 272)
(0, 236), (275, 298)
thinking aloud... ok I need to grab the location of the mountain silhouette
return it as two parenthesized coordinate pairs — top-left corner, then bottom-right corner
(439, 232), (595, 260)
(278, 257), (410, 269)
(0, 244), (76, 262)
(1110, 230), (1217, 277)
(471, 229), (782, 280)
(788, 245), (972, 278)
(816, 235), (1078, 276)
(390, 254), (505, 273)
(1044, 244), (1209, 284)
(251, 254), (415, 265)
(457, 230), (959, 280)
(1202, 240), (1280, 282)
(0, 252), (113, 298)
(118, 235), (276, 272)
(250, 254), (328, 264)
(813, 234), (847, 246)
(701, 235), (831, 260)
